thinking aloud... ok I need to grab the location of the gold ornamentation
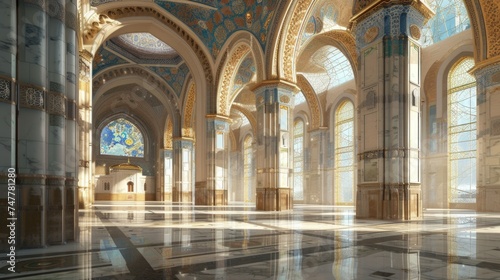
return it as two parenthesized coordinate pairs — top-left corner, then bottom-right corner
(165, 117), (173, 149)
(410, 24), (421, 40)
(279, 95), (290, 103)
(183, 82), (196, 138)
(297, 75), (321, 130)
(283, 0), (314, 81)
(219, 44), (250, 116)
(47, 91), (66, 116)
(479, 0), (500, 59)
(364, 26), (379, 43)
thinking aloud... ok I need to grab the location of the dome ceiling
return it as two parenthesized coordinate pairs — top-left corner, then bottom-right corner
(91, 0), (286, 58)
(111, 33), (180, 60)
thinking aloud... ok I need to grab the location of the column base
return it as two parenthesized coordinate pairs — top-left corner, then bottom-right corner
(195, 185), (227, 206)
(356, 184), (422, 220)
(172, 188), (192, 203)
(256, 188), (291, 211)
(477, 185), (500, 212)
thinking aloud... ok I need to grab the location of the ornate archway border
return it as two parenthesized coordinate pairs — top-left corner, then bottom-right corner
(296, 74), (323, 130)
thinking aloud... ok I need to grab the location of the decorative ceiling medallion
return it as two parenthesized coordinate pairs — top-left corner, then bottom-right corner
(364, 26), (379, 44)
(279, 95), (290, 103)
(410, 24), (421, 40)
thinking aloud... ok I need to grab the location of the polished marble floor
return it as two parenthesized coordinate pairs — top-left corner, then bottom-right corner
(2, 202), (500, 279)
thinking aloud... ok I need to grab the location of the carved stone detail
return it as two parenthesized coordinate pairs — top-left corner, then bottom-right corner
(297, 75), (321, 130)
(0, 78), (11, 101)
(479, 0), (500, 58)
(47, 91), (66, 116)
(182, 82), (196, 139)
(410, 24), (421, 40)
(364, 26), (379, 43)
(283, 0), (314, 81)
(219, 44), (250, 116)
(20, 85), (45, 110)
(165, 117), (173, 149)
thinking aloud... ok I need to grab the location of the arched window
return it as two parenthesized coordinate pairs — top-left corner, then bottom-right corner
(422, 0), (470, 46)
(100, 118), (144, 158)
(448, 57), (476, 205)
(243, 135), (254, 202)
(293, 119), (305, 201)
(335, 101), (354, 205)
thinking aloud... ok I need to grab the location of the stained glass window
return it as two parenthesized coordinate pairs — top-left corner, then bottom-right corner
(100, 118), (145, 157)
(335, 101), (354, 205)
(422, 0), (470, 46)
(448, 57), (476, 204)
(243, 136), (255, 202)
(293, 120), (304, 201)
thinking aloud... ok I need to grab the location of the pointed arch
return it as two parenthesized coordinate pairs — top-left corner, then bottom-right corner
(92, 66), (182, 134)
(182, 80), (196, 139)
(231, 104), (257, 138)
(296, 74), (323, 130)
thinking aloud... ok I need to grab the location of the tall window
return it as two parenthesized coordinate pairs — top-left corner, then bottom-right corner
(448, 57), (476, 205)
(293, 120), (305, 201)
(100, 118), (144, 157)
(335, 101), (354, 205)
(243, 135), (254, 202)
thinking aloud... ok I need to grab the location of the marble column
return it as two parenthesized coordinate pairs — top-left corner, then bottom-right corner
(173, 138), (194, 203)
(253, 81), (297, 211)
(196, 115), (230, 205)
(46, 0), (66, 245)
(0, 0), (17, 253)
(352, 2), (432, 219)
(78, 50), (93, 209)
(474, 61), (500, 212)
(163, 149), (173, 201)
(64, 0), (78, 242)
(17, 0), (49, 248)
(305, 128), (329, 204)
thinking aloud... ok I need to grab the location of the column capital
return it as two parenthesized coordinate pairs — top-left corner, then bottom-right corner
(205, 114), (232, 123)
(251, 79), (300, 93)
(173, 137), (195, 144)
(469, 57), (500, 79)
(351, 0), (434, 24)
(79, 49), (93, 62)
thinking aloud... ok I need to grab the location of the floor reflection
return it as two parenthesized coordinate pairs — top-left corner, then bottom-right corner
(1, 203), (500, 279)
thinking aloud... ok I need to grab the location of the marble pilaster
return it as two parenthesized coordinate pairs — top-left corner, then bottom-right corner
(78, 50), (93, 209)
(353, 3), (431, 220)
(473, 61), (500, 212)
(46, 0), (66, 245)
(64, 0), (78, 242)
(305, 128), (329, 204)
(253, 81), (297, 211)
(17, 0), (48, 248)
(196, 116), (230, 205)
(163, 149), (173, 201)
(173, 138), (194, 203)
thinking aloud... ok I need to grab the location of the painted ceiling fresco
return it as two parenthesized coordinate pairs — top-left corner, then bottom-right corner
(154, 0), (282, 57)
(147, 63), (190, 98)
(232, 55), (256, 94)
(93, 46), (129, 76)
